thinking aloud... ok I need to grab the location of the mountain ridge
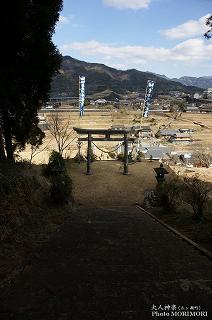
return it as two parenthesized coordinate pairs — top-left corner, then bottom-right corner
(50, 56), (204, 98)
(171, 76), (212, 89)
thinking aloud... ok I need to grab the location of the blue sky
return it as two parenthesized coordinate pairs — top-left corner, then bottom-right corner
(53, 0), (212, 78)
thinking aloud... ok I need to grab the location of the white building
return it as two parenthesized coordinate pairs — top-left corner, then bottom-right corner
(203, 88), (212, 99)
(95, 99), (107, 105)
(193, 93), (201, 99)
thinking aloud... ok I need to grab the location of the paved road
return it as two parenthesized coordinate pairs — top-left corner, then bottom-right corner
(1, 206), (212, 319)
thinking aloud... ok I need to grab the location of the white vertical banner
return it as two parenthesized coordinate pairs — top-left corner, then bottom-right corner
(143, 80), (155, 118)
(79, 76), (85, 117)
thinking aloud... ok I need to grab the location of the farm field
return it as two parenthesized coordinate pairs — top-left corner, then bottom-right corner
(20, 110), (212, 178)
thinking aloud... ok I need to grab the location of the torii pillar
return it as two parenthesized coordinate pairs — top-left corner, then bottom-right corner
(73, 127), (132, 175)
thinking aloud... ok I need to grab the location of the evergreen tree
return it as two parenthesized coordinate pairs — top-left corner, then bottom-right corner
(0, 0), (63, 160)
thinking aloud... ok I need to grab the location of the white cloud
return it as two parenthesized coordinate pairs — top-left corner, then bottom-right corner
(56, 14), (83, 29)
(103, 0), (151, 10)
(161, 14), (211, 40)
(58, 15), (70, 25)
(61, 38), (212, 66)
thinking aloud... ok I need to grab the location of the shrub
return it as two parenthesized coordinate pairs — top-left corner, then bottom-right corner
(0, 162), (50, 243)
(150, 118), (156, 123)
(73, 153), (86, 163)
(182, 175), (210, 220)
(157, 177), (183, 212)
(43, 150), (66, 177)
(86, 148), (97, 162)
(128, 152), (134, 163)
(156, 174), (211, 219)
(155, 131), (161, 139)
(50, 173), (72, 204)
(117, 153), (124, 161)
(42, 151), (73, 204)
(108, 152), (116, 159)
(137, 151), (145, 162)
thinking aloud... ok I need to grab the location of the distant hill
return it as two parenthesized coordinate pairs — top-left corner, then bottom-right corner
(50, 56), (203, 98)
(171, 76), (212, 89)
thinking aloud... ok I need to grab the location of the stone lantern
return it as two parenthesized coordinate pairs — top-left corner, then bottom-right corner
(154, 163), (169, 184)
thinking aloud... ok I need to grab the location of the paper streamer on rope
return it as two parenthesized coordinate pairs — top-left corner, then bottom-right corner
(79, 76), (85, 117)
(143, 80), (156, 118)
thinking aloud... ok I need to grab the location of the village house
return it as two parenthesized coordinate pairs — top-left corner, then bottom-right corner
(111, 125), (129, 130)
(156, 129), (179, 139)
(38, 114), (48, 131)
(95, 99), (107, 105)
(186, 105), (199, 113)
(169, 133), (192, 144)
(179, 128), (195, 133)
(132, 125), (152, 138)
(199, 104), (212, 113)
(144, 147), (171, 161)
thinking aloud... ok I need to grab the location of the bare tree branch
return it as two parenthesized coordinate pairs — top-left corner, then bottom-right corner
(183, 174), (211, 219)
(29, 138), (53, 163)
(47, 113), (78, 157)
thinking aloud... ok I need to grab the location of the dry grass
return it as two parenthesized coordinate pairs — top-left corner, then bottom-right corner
(152, 206), (212, 252)
(0, 162), (72, 285)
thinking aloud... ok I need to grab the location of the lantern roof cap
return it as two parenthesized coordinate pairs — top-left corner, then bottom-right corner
(154, 163), (169, 174)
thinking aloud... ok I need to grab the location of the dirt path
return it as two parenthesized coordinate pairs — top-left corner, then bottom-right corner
(1, 206), (212, 319)
(69, 161), (157, 207)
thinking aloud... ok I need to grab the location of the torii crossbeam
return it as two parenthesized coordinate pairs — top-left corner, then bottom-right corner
(73, 127), (135, 175)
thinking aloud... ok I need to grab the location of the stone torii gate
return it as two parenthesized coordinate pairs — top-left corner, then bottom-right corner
(73, 127), (135, 175)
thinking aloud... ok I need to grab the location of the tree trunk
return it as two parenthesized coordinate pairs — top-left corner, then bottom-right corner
(0, 127), (6, 160)
(2, 110), (14, 161)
